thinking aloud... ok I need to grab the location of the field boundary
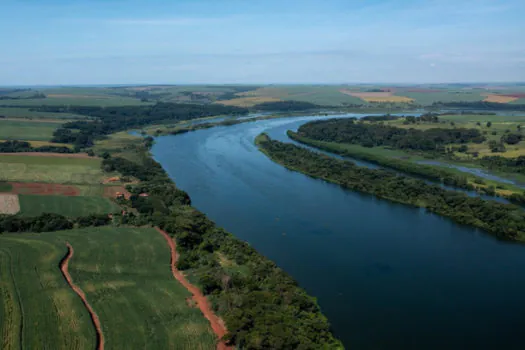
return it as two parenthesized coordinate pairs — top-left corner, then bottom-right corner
(59, 243), (105, 350)
(155, 227), (231, 350)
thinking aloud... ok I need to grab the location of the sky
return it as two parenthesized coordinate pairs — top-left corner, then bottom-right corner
(1, 0), (524, 85)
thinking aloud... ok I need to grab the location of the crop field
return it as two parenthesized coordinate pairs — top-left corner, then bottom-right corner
(0, 155), (105, 184)
(402, 91), (484, 105)
(0, 107), (86, 120)
(240, 86), (364, 105)
(216, 96), (281, 107)
(18, 195), (120, 217)
(483, 94), (519, 103)
(0, 227), (216, 350)
(0, 119), (61, 141)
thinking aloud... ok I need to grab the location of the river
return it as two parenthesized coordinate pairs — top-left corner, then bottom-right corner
(151, 115), (525, 350)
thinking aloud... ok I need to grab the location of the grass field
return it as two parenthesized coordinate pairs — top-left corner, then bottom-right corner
(0, 155), (105, 184)
(0, 107), (86, 120)
(240, 86), (364, 105)
(18, 195), (120, 217)
(402, 91), (484, 105)
(0, 119), (60, 141)
(216, 96), (281, 107)
(0, 227), (216, 350)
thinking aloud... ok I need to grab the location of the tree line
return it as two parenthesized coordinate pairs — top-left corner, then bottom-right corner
(0, 213), (111, 233)
(257, 133), (525, 241)
(45, 102), (248, 149)
(296, 118), (485, 151)
(0, 140), (72, 153)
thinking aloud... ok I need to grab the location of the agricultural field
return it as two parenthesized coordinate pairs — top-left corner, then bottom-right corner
(18, 195), (120, 217)
(0, 107), (86, 119)
(0, 227), (216, 350)
(239, 86), (364, 105)
(401, 90), (484, 105)
(0, 119), (61, 141)
(216, 96), (281, 107)
(0, 154), (106, 185)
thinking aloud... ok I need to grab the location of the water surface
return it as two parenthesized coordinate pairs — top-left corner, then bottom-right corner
(152, 116), (525, 350)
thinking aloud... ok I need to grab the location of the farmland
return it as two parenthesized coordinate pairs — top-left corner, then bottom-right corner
(0, 154), (106, 184)
(0, 119), (60, 141)
(0, 226), (216, 349)
(18, 195), (120, 217)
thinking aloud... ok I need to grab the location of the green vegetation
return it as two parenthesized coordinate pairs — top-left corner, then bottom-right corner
(0, 107), (87, 119)
(0, 155), (105, 184)
(44, 102), (247, 149)
(0, 226), (216, 349)
(18, 195), (120, 217)
(0, 182), (11, 192)
(0, 119), (60, 141)
(100, 138), (343, 349)
(257, 133), (525, 241)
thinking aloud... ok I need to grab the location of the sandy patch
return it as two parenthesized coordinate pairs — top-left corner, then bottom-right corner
(0, 193), (20, 214)
(484, 95), (518, 103)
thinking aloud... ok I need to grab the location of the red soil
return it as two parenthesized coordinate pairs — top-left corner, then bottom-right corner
(155, 227), (232, 350)
(10, 182), (81, 196)
(0, 152), (96, 159)
(103, 186), (131, 200)
(60, 243), (105, 350)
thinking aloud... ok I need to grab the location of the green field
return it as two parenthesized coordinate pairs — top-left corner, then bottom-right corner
(0, 119), (60, 141)
(402, 91), (484, 105)
(3, 97), (147, 107)
(0, 107), (86, 120)
(242, 86), (364, 105)
(18, 195), (120, 217)
(0, 155), (105, 184)
(0, 227), (216, 350)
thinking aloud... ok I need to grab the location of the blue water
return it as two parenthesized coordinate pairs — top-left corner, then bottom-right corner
(152, 115), (525, 350)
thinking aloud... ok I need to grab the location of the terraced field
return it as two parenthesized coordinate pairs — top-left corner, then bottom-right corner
(0, 227), (216, 350)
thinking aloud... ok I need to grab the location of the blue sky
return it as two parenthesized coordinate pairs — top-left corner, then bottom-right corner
(1, 0), (524, 85)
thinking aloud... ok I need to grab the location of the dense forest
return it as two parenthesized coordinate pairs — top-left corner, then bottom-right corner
(257, 134), (525, 241)
(45, 103), (248, 148)
(296, 118), (485, 151)
(98, 140), (342, 349)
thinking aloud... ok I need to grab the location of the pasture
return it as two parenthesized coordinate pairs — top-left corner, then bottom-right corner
(0, 119), (60, 141)
(0, 107), (86, 120)
(241, 86), (364, 105)
(0, 227), (216, 350)
(18, 195), (120, 217)
(216, 96), (281, 107)
(0, 154), (105, 185)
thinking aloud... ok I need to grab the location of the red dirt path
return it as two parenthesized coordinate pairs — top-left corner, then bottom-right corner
(155, 227), (232, 350)
(10, 182), (81, 196)
(60, 243), (105, 350)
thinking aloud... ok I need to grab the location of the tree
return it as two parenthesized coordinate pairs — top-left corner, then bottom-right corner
(487, 121), (492, 128)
